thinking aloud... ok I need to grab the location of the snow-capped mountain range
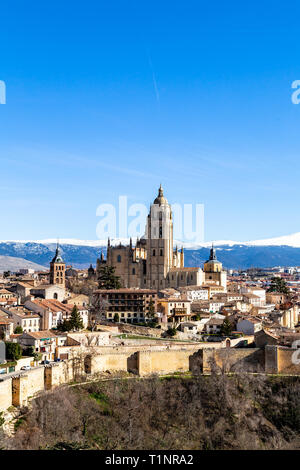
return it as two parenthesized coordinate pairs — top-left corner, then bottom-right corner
(1, 232), (300, 271)
(2, 232), (300, 248)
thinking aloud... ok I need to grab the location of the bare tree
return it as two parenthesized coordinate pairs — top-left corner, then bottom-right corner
(89, 293), (110, 331)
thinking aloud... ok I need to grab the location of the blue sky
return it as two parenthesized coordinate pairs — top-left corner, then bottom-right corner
(0, 0), (300, 242)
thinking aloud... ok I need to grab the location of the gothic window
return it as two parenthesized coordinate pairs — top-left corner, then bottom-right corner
(117, 255), (122, 262)
(53, 293), (58, 300)
(160, 249), (163, 256)
(153, 249), (156, 256)
(159, 226), (162, 238)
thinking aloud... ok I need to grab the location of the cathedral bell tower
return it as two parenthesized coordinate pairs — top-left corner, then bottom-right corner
(145, 185), (173, 289)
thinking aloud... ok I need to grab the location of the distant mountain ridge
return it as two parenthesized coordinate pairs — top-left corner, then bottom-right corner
(0, 255), (47, 273)
(2, 231), (300, 248)
(1, 233), (300, 270)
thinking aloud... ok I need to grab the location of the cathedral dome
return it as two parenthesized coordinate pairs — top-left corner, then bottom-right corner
(203, 244), (222, 272)
(153, 184), (168, 205)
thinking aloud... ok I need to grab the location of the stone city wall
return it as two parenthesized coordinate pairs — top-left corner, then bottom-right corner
(1, 344), (300, 412)
(265, 345), (300, 374)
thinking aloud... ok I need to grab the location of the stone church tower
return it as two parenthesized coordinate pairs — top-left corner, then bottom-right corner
(145, 184), (182, 289)
(203, 244), (227, 288)
(50, 243), (66, 287)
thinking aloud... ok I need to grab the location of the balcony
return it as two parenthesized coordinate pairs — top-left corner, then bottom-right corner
(173, 308), (188, 316)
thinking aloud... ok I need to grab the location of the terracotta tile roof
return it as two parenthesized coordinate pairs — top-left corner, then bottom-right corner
(32, 298), (73, 314)
(0, 318), (13, 324)
(94, 289), (157, 294)
(206, 318), (224, 325)
(23, 330), (57, 339)
(0, 297), (17, 303)
(17, 282), (33, 288)
(0, 289), (13, 294)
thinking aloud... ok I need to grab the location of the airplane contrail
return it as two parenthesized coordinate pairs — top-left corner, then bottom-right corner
(148, 56), (160, 105)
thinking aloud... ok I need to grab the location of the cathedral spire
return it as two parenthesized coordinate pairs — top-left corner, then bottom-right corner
(51, 239), (64, 264)
(153, 183), (168, 206)
(209, 243), (217, 261)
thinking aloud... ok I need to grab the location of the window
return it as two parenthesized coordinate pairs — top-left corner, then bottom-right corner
(132, 268), (135, 275)
(117, 255), (122, 262)
(160, 249), (163, 256)
(153, 249), (156, 256)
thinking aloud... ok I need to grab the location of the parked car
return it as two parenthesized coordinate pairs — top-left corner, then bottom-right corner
(20, 365), (31, 370)
(54, 358), (62, 362)
(41, 360), (50, 365)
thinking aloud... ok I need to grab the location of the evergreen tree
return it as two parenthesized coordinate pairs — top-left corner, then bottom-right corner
(69, 306), (84, 331)
(5, 342), (22, 361)
(57, 319), (72, 332)
(113, 312), (120, 323)
(220, 318), (233, 336)
(14, 326), (23, 334)
(267, 277), (289, 295)
(97, 265), (121, 290)
(167, 327), (177, 337)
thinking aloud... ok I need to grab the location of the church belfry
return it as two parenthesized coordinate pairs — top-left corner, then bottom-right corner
(50, 242), (66, 287)
(145, 184), (174, 289)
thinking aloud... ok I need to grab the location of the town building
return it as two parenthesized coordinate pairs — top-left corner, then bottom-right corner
(24, 298), (89, 329)
(17, 330), (58, 362)
(157, 297), (192, 323)
(3, 307), (40, 333)
(93, 288), (157, 323)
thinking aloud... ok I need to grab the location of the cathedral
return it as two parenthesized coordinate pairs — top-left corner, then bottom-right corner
(96, 185), (226, 290)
